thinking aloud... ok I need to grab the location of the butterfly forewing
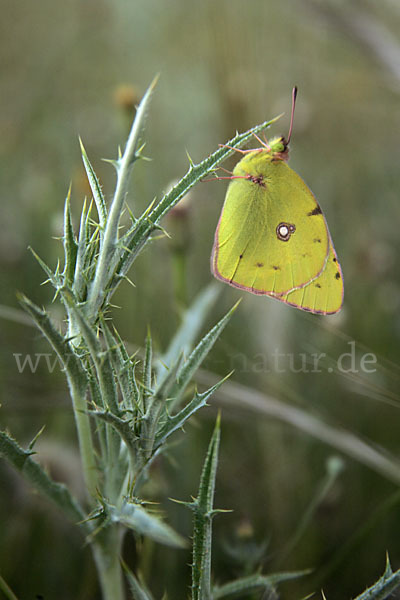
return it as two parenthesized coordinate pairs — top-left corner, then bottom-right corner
(212, 152), (330, 296)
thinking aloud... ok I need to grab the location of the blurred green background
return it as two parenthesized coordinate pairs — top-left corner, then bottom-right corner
(1, 0), (400, 598)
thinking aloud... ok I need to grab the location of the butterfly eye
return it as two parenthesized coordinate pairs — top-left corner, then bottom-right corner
(276, 222), (296, 242)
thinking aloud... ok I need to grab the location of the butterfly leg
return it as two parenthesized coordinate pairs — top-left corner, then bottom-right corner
(218, 143), (255, 154)
(252, 133), (271, 151)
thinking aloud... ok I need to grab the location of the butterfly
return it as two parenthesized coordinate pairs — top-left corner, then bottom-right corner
(211, 88), (343, 315)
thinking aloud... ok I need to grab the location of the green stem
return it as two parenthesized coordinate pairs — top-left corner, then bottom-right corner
(93, 528), (124, 600)
(68, 377), (98, 499)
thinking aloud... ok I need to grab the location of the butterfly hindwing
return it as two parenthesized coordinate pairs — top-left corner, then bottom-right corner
(273, 238), (343, 314)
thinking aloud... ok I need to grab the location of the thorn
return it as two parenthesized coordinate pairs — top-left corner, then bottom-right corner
(153, 223), (171, 238)
(28, 425), (46, 451)
(78, 136), (87, 156)
(141, 197), (156, 217)
(185, 149), (195, 167)
(102, 158), (120, 172)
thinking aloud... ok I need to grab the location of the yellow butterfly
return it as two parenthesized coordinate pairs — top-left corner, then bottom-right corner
(211, 88), (343, 315)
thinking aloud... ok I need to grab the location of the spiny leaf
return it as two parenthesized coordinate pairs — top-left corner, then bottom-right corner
(63, 294), (118, 414)
(73, 198), (92, 300)
(101, 321), (140, 414)
(154, 375), (231, 452)
(16, 293), (86, 392)
(213, 570), (311, 599)
(63, 186), (78, 288)
(169, 301), (240, 410)
(196, 413), (221, 512)
(89, 409), (138, 458)
(81, 240), (99, 289)
(29, 247), (61, 289)
(191, 414), (221, 600)
(0, 430), (87, 527)
(79, 137), (107, 230)
(354, 557), (400, 599)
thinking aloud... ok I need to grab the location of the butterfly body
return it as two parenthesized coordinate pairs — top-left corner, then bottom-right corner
(211, 137), (343, 315)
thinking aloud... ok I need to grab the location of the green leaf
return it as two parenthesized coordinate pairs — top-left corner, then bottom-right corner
(156, 283), (220, 386)
(64, 296), (118, 412)
(86, 75), (159, 321)
(354, 557), (400, 599)
(89, 409), (137, 460)
(0, 430), (87, 528)
(109, 500), (187, 549)
(28, 247), (61, 290)
(102, 321), (140, 414)
(169, 301), (240, 410)
(79, 137), (107, 230)
(191, 414), (221, 600)
(73, 198), (91, 301)
(213, 570), (311, 599)
(63, 186), (78, 289)
(154, 375), (230, 452)
(16, 293), (86, 393)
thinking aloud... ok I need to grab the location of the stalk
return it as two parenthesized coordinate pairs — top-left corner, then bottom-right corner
(86, 75), (159, 321)
(93, 528), (124, 600)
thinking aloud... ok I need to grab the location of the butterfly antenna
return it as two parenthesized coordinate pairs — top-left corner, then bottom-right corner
(287, 86), (298, 145)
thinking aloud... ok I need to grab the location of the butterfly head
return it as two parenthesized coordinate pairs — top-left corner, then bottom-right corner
(268, 135), (290, 161)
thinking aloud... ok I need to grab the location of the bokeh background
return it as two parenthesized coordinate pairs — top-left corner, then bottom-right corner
(1, 0), (400, 598)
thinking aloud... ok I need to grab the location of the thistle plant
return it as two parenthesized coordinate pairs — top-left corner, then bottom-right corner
(1, 76), (399, 600)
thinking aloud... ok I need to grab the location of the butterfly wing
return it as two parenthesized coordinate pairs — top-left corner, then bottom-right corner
(275, 238), (343, 314)
(212, 152), (330, 295)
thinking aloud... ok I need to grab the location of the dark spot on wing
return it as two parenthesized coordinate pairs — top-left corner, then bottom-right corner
(256, 262), (264, 267)
(308, 205), (322, 216)
(335, 272), (341, 279)
(276, 222), (296, 242)
(333, 257), (337, 262)
(314, 238), (321, 243)
(315, 283), (321, 288)
(272, 265), (280, 270)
